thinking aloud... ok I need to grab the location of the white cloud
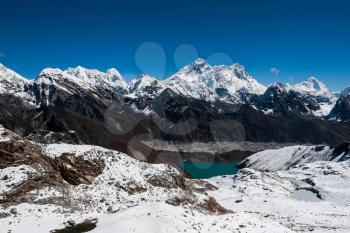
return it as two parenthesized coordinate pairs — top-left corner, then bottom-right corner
(270, 67), (280, 75)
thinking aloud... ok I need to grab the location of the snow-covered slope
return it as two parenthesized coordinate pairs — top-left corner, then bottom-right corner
(2, 125), (350, 232)
(128, 58), (266, 104)
(288, 77), (337, 116)
(0, 63), (36, 105)
(37, 66), (128, 95)
(209, 160), (350, 233)
(0, 125), (294, 233)
(239, 143), (350, 171)
(65, 66), (129, 94)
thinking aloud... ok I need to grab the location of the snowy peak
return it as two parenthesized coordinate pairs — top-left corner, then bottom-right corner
(253, 78), (337, 117)
(131, 74), (158, 90)
(0, 63), (30, 84)
(106, 68), (124, 82)
(168, 58), (212, 83)
(228, 63), (250, 80)
(39, 67), (64, 76)
(291, 76), (334, 98)
(37, 66), (129, 93)
(0, 64), (35, 105)
(65, 66), (125, 84)
(160, 59), (266, 103)
(129, 74), (164, 98)
(186, 58), (211, 74)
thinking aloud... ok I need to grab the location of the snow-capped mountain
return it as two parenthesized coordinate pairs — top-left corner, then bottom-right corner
(128, 74), (164, 98)
(252, 82), (322, 117)
(0, 64), (36, 106)
(126, 61), (337, 118)
(0, 62), (339, 119)
(65, 66), (129, 94)
(164, 58), (267, 103)
(252, 77), (337, 117)
(289, 76), (335, 99)
(33, 67), (124, 113)
(289, 77), (337, 116)
(127, 58), (267, 105)
(1, 63), (129, 111)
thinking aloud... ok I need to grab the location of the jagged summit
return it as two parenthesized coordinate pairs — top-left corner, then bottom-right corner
(65, 66), (125, 83)
(193, 57), (207, 64)
(0, 62), (346, 119)
(0, 63), (31, 84)
(106, 68), (125, 82)
(128, 74), (164, 98)
(167, 58), (212, 83)
(289, 76), (334, 99)
(159, 58), (266, 103)
(39, 67), (64, 76)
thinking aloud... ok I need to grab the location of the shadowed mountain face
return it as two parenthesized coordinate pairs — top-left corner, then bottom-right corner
(328, 94), (350, 122)
(1, 84), (350, 163)
(147, 89), (350, 145)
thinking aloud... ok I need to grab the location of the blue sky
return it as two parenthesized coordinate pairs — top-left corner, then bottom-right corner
(0, 0), (349, 91)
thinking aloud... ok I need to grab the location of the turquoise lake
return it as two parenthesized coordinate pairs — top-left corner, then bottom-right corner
(178, 162), (238, 179)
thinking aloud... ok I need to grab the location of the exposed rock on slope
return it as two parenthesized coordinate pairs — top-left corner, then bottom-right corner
(253, 79), (336, 118)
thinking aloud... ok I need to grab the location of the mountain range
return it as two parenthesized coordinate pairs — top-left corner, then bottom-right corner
(0, 59), (344, 117)
(0, 60), (350, 163)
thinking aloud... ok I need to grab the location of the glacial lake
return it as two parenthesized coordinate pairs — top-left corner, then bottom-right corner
(177, 162), (238, 179)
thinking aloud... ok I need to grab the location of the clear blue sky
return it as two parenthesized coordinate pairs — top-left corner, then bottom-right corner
(0, 0), (349, 91)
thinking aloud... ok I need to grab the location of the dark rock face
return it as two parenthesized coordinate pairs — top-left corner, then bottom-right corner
(50, 153), (105, 186)
(330, 142), (350, 161)
(328, 95), (350, 122)
(144, 89), (350, 146)
(0, 129), (105, 206)
(50, 219), (98, 233)
(25, 130), (81, 144)
(252, 83), (321, 118)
